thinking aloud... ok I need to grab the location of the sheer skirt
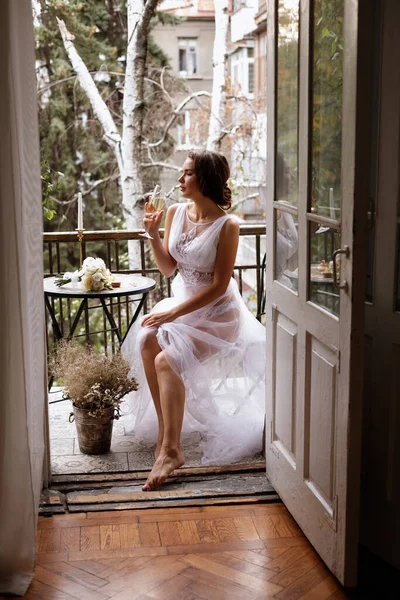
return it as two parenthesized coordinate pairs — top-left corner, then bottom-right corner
(122, 274), (266, 465)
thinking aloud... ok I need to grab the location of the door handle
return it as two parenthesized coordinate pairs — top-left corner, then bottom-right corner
(332, 246), (349, 290)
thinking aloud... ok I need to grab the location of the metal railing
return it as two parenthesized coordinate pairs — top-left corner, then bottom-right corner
(43, 225), (266, 355)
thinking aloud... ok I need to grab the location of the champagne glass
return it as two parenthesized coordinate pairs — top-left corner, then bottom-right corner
(139, 185), (165, 239)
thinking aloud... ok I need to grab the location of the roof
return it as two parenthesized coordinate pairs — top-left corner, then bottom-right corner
(158, 0), (215, 17)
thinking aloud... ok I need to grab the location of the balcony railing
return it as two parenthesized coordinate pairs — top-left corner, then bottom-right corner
(43, 225), (266, 355)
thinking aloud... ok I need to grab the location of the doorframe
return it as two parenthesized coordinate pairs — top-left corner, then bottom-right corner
(338, 0), (374, 582)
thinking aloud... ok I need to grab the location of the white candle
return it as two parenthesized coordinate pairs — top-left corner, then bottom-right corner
(77, 192), (83, 230)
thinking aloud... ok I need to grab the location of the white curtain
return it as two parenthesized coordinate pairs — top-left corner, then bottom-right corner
(0, 0), (47, 595)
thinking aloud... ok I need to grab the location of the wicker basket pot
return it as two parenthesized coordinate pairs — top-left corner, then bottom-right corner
(72, 405), (114, 454)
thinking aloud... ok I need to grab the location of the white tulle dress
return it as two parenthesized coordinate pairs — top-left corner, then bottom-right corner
(122, 202), (266, 465)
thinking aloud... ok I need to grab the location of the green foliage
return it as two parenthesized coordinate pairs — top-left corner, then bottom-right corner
(276, 0), (299, 204)
(41, 160), (64, 220)
(37, 0), (125, 236)
(36, 0), (181, 241)
(311, 0), (344, 217)
(276, 0), (344, 218)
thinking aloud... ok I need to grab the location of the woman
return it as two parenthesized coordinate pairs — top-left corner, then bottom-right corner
(122, 150), (266, 491)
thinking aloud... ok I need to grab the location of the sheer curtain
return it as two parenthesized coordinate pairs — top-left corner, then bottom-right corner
(0, 0), (47, 595)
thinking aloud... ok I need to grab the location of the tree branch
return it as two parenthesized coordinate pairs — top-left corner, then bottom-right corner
(141, 161), (182, 171)
(50, 173), (120, 205)
(144, 90), (212, 148)
(56, 19), (122, 156)
(231, 192), (261, 212)
(207, 0), (229, 150)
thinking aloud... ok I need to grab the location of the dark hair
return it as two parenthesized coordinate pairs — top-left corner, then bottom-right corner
(188, 150), (232, 210)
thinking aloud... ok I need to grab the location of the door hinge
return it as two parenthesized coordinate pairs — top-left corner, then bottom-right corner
(337, 350), (340, 373)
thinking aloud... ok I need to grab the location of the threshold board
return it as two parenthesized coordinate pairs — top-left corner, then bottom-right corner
(50, 460), (266, 485)
(40, 468), (279, 515)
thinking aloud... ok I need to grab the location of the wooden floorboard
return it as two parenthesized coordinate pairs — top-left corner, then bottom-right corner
(24, 502), (352, 599)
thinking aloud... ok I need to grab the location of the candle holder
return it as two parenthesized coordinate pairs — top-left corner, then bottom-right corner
(75, 228), (85, 269)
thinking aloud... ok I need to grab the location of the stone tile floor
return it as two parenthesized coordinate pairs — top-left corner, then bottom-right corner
(48, 388), (262, 475)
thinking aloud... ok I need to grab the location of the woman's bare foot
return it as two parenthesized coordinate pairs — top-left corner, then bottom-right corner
(142, 448), (184, 491)
(154, 439), (163, 460)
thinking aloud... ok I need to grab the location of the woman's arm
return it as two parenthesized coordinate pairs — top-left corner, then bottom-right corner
(145, 203), (179, 277)
(142, 218), (240, 327)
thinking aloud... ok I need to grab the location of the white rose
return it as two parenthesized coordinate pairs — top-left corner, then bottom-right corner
(82, 257), (95, 268)
(70, 270), (80, 283)
(93, 258), (106, 270)
(82, 273), (106, 291)
(63, 272), (72, 280)
(81, 274), (93, 291)
(84, 264), (97, 276)
(92, 272), (102, 282)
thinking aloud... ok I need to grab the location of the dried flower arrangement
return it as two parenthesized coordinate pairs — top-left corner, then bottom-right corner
(51, 341), (138, 418)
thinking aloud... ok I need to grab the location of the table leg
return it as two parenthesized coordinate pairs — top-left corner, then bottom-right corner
(68, 298), (88, 339)
(45, 295), (63, 341)
(99, 297), (123, 345)
(122, 292), (149, 344)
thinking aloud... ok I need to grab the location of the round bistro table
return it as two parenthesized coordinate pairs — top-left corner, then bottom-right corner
(44, 273), (156, 346)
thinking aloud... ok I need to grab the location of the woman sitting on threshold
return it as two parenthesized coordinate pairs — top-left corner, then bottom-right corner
(122, 150), (266, 491)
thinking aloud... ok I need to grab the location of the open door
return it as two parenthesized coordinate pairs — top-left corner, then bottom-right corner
(265, 0), (372, 586)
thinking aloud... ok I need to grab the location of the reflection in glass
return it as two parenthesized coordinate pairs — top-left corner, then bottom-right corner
(309, 222), (341, 316)
(311, 0), (344, 219)
(275, 208), (299, 292)
(276, 0), (299, 205)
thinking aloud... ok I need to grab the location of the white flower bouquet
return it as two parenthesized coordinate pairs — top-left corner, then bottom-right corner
(55, 257), (114, 291)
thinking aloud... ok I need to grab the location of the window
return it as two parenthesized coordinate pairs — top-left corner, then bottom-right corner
(230, 45), (255, 97)
(248, 62), (254, 94)
(178, 38), (197, 76)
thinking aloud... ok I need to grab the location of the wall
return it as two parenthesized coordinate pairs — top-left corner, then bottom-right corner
(152, 18), (215, 93)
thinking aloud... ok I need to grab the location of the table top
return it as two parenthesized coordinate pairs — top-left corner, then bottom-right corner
(44, 273), (155, 298)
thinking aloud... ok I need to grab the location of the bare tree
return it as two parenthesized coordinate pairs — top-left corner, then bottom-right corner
(57, 1), (214, 266)
(57, 0), (159, 267)
(207, 0), (229, 151)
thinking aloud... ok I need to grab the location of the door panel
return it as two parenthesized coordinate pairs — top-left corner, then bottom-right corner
(306, 337), (338, 507)
(266, 0), (371, 585)
(274, 313), (297, 458)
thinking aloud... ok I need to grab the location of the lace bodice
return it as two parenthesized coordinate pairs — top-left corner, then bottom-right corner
(169, 203), (232, 286)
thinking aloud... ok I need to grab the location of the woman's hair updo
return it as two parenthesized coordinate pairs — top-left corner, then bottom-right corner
(187, 150), (232, 210)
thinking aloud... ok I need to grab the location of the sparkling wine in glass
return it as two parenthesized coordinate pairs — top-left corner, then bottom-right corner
(139, 186), (165, 239)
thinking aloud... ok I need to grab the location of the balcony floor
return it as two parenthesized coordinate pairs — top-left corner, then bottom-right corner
(49, 388), (264, 476)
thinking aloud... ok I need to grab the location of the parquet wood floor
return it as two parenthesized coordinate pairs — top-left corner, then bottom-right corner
(24, 502), (350, 599)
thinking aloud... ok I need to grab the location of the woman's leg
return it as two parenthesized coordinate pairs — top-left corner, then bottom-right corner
(140, 329), (164, 457)
(142, 350), (185, 491)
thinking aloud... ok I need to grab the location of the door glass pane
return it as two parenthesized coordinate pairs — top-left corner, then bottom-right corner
(276, 0), (299, 206)
(311, 0), (344, 219)
(275, 208), (299, 292)
(309, 222), (341, 316)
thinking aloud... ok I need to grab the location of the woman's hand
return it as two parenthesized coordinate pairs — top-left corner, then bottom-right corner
(142, 309), (177, 328)
(143, 202), (164, 238)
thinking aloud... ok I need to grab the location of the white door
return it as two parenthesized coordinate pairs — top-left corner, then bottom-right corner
(265, 0), (371, 586)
